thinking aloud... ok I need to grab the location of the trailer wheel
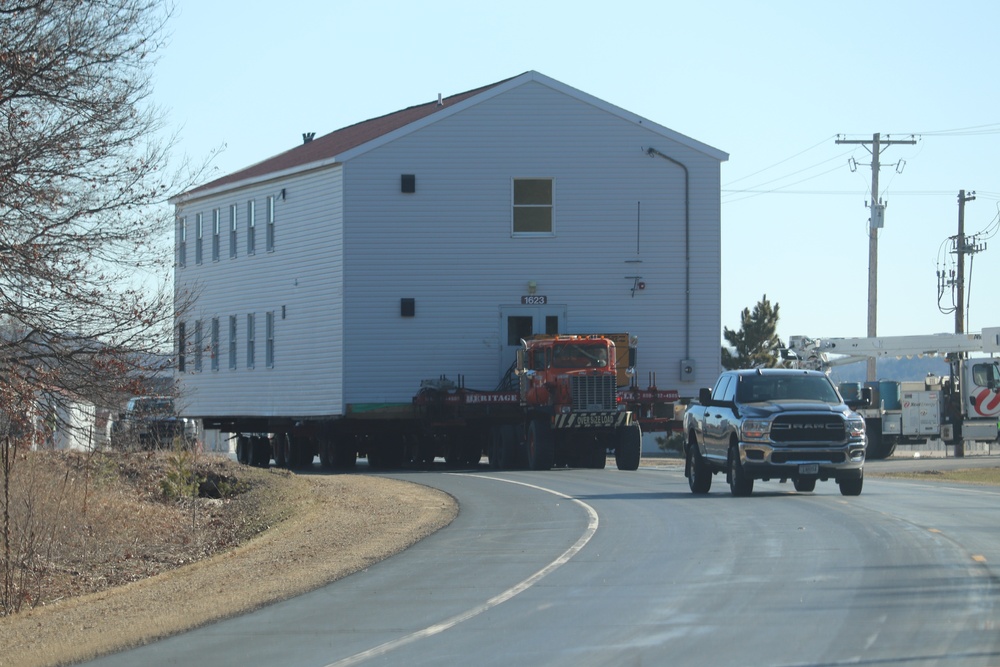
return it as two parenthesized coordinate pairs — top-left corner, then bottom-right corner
(527, 419), (555, 471)
(274, 433), (291, 468)
(614, 423), (641, 471)
(250, 436), (271, 468)
(236, 436), (250, 465)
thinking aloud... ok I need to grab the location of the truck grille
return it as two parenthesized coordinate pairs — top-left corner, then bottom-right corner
(571, 375), (617, 411)
(770, 414), (846, 444)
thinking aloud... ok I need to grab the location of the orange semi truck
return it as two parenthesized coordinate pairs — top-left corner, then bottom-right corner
(230, 333), (679, 471)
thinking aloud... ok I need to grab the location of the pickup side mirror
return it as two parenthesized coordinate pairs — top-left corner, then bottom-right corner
(698, 387), (713, 406)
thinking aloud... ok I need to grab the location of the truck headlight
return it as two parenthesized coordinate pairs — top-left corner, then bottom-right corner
(847, 417), (865, 438)
(742, 419), (770, 442)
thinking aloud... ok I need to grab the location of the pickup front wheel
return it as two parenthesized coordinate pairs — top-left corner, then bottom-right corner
(728, 446), (754, 497)
(686, 444), (712, 494)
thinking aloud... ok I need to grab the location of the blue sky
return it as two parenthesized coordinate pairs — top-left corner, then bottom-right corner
(153, 0), (1000, 343)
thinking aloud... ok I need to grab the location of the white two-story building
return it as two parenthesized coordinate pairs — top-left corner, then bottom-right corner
(170, 71), (727, 444)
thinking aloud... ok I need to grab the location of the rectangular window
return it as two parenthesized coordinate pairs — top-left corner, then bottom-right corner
(247, 199), (256, 255)
(512, 178), (553, 235)
(266, 195), (275, 252)
(265, 311), (275, 368)
(194, 319), (203, 372)
(177, 218), (187, 267)
(211, 317), (219, 371)
(212, 209), (221, 261)
(177, 321), (186, 373)
(228, 315), (237, 370)
(195, 213), (203, 264)
(229, 204), (238, 259)
(246, 313), (255, 369)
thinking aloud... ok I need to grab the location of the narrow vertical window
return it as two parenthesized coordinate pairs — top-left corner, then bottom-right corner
(177, 322), (186, 373)
(266, 195), (275, 252)
(211, 317), (220, 371)
(194, 319), (203, 372)
(195, 213), (203, 264)
(246, 313), (255, 369)
(228, 315), (237, 370)
(178, 218), (187, 267)
(212, 209), (221, 261)
(247, 199), (256, 255)
(229, 204), (238, 258)
(265, 311), (275, 368)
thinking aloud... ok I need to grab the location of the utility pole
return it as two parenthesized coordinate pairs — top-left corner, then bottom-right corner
(836, 133), (917, 382)
(955, 190), (977, 334)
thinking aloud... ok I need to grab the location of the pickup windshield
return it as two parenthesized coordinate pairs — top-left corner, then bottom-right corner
(735, 375), (839, 403)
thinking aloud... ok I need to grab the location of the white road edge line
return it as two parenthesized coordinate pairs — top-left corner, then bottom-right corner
(324, 474), (600, 667)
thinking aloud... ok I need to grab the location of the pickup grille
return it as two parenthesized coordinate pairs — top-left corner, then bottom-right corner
(770, 414), (846, 444)
(571, 375), (617, 411)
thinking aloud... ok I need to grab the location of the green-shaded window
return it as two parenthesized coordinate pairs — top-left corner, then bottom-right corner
(513, 179), (552, 234)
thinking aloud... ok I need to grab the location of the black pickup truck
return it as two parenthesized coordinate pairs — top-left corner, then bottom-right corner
(682, 368), (869, 496)
(110, 396), (197, 450)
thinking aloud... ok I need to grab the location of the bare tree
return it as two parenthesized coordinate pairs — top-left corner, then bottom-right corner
(0, 0), (183, 412)
(1, 0), (189, 613)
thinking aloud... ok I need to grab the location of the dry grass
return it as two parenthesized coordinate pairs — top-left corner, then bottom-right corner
(875, 467), (1000, 486)
(1, 448), (280, 615)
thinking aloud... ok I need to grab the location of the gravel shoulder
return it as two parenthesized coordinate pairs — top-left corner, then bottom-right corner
(0, 472), (457, 667)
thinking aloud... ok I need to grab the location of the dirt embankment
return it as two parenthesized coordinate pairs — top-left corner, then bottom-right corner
(0, 469), (457, 667)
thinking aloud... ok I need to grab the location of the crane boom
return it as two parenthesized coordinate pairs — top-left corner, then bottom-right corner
(787, 327), (1000, 371)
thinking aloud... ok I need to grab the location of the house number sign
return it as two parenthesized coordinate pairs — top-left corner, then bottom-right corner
(521, 295), (547, 305)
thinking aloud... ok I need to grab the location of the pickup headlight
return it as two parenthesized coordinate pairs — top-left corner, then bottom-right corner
(847, 417), (865, 439)
(742, 419), (771, 442)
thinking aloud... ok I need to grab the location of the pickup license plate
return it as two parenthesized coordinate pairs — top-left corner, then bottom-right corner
(799, 464), (819, 475)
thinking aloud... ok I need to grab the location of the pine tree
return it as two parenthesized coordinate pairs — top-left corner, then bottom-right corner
(721, 295), (782, 369)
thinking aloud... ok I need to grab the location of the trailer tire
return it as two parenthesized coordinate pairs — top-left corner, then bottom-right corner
(614, 423), (641, 471)
(250, 436), (271, 468)
(527, 419), (554, 470)
(236, 436), (250, 465)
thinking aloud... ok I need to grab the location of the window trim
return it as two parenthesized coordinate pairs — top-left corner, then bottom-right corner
(229, 204), (238, 259)
(265, 311), (274, 368)
(247, 199), (256, 255)
(195, 212), (204, 264)
(194, 319), (203, 372)
(512, 177), (554, 237)
(266, 195), (275, 252)
(246, 313), (255, 369)
(212, 208), (221, 262)
(210, 317), (220, 372)
(178, 217), (187, 267)
(228, 315), (237, 370)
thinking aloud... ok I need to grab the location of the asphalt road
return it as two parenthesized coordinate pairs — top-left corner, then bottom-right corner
(85, 459), (1000, 667)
